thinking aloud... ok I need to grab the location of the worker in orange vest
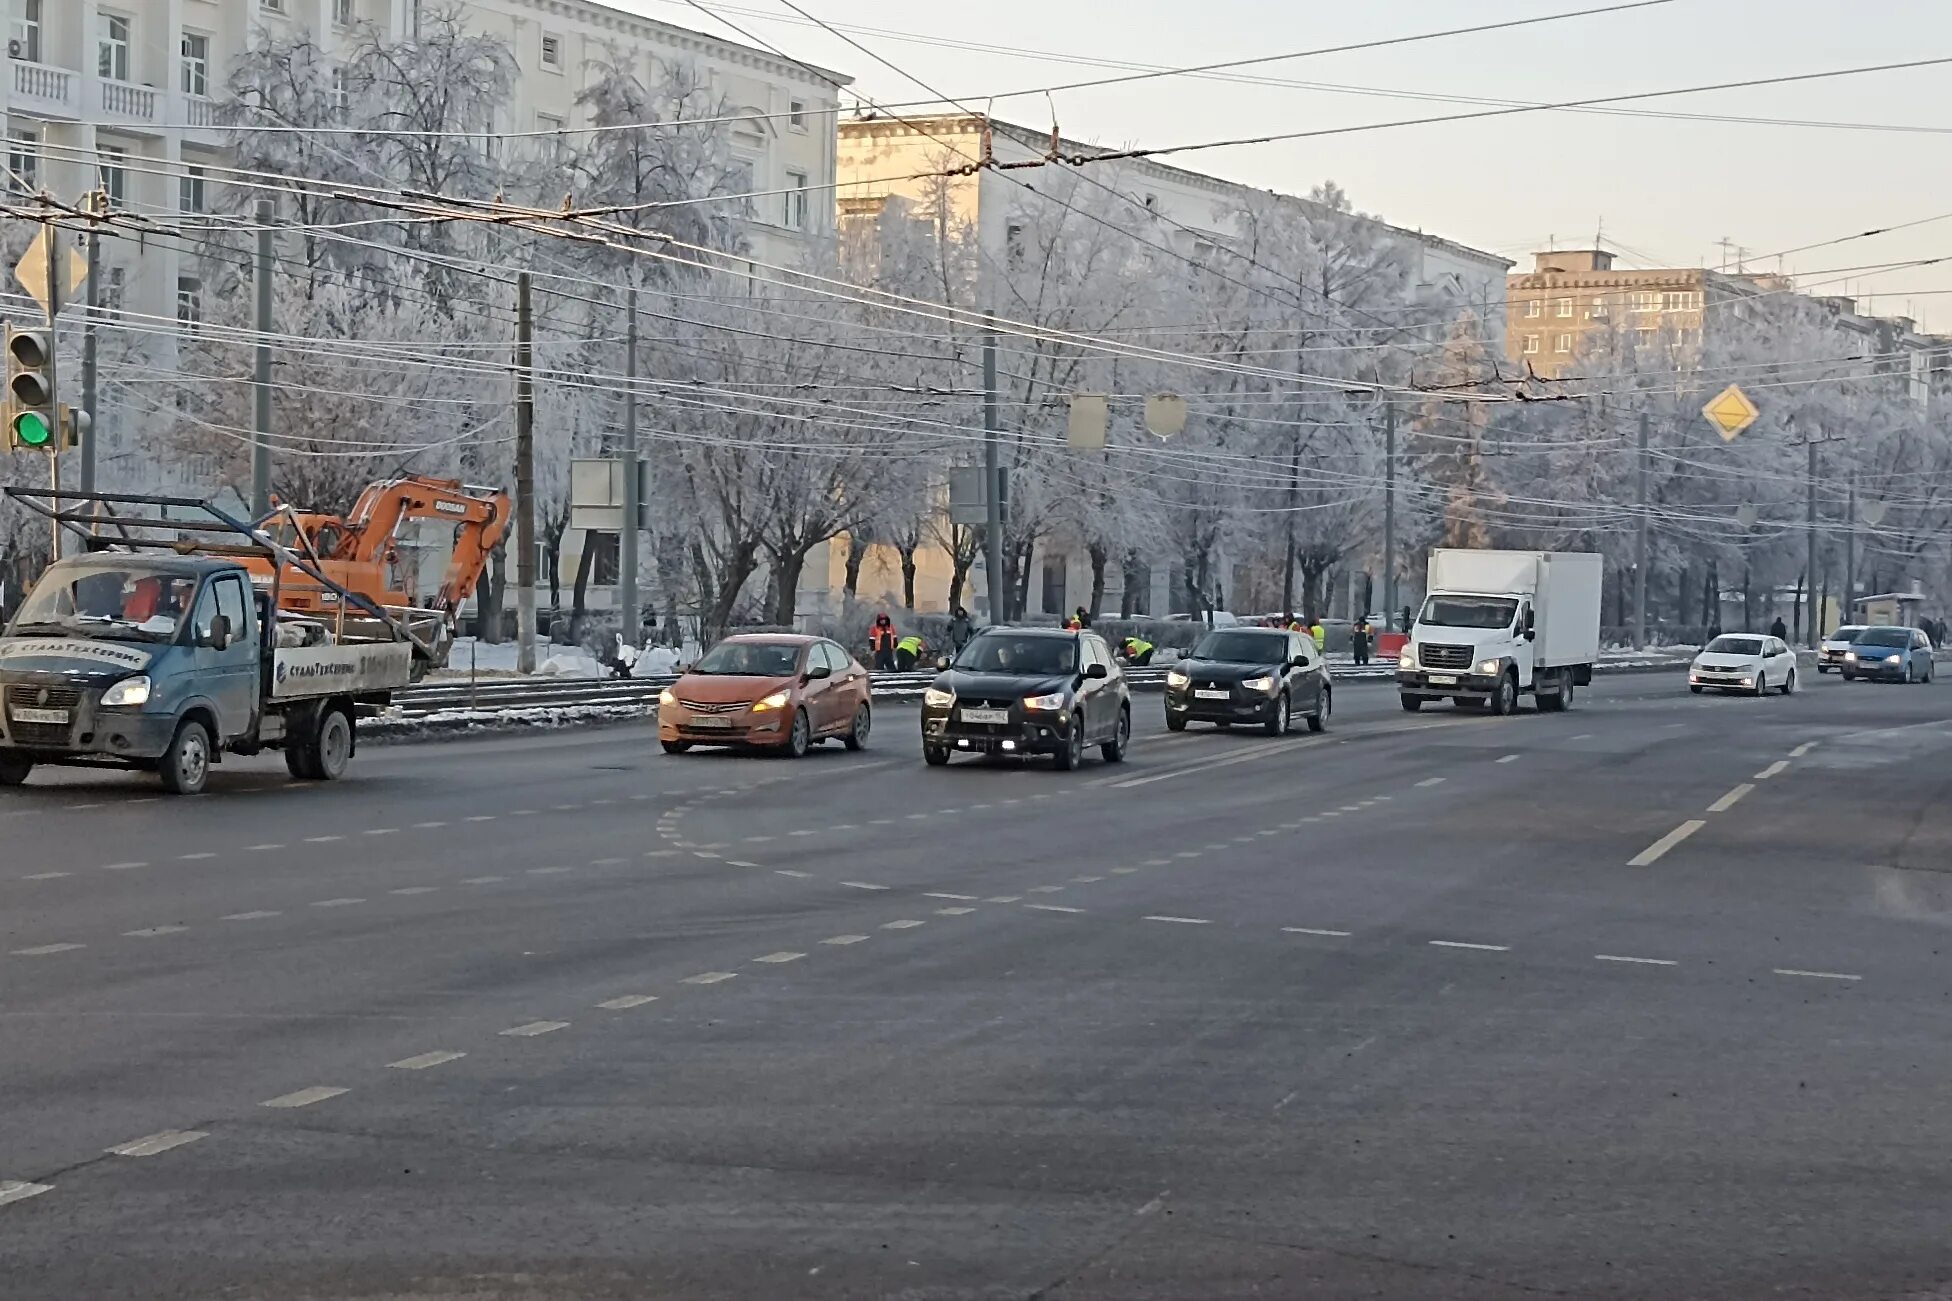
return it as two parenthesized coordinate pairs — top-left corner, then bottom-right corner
(867, 613), (897, 670)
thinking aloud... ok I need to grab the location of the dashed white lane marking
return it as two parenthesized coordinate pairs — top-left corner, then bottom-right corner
(0, 1181), (54, 1206)
(841, 881), (890, 891)
(362, 829), (397, 838)
(925, 892), (979, 901)
(682, 971), (738, 984)
(1790, 741), (1818, 757)
(528, 867), (573, 876)
(1628, 819), (1705, 867)
(1429, 940), (1510, 952)
(1595, 954), (1678, 967)
(222, 910), (280, 921)
(460, 875), (505, 885)
(1338, 804), (1366, 811)
(464, 816), (497, 824)
(831, 823), (859, 831)
(107, 1130), (208, 1157)
(389, 1050), (467, 1070)
(590, 857), (628, 867)
(246, 843), (285, 852)
(260, 1086), (347, 1108)
(726, 860), (762, 869)
(1174, 850), (1201, 859)
(303, 835), (345, 844)
(775, 869), (812, 879)
(499, 1020), (570, 1036)
(881, 919), (926, 929)
(1073, 874), (1106, 883)
(512, 809), (539, 817)
(179, 852), (217, 861)
(1707, 783), (1754, 813)
(1256, 829), (1280, 838)
(1570, 733), (1594, 741)
(1755, 760), (1789, 780)
(1024, 904), (1083, 914)
(1145, 915), (1212, 925)
(123, 925), (188, 938)
(905, 812), (929, 820)
(12, 943), (83, 956)
(23, 871), (70, 880)
(1495, 754), (1520, 765)
(310, 897), (364, 908)
(1143, 858), (1172, 867)
(596, 995), (658, 1009)
(1029, 885), (1067, 893)
(101, 861), (148, 871)
(789, 829), (817, 838)
(745, 835), (777, 843)
(985, 895), (1024, 904)
(821, 935), (869, 946)
(936, 907), (977, 916)
(1774, 968), (1861, 982)
(867, 819), (894, 827)
(1110, 867), (1140, 874)
(1416, 777), (1446, 788)
(1282, 926), (1351, 937)
(389, 886), (437, 896)
(413, 821), (448, 829)
(642, 849), (678, 859)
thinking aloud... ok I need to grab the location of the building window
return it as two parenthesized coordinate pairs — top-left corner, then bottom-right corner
(7, 127), (38, 195)
(177, 276), (203, 330)
(12, 0), (42, 64)
(1143, 193), (1157, 211)
(97, 145), (126, 205)
(1630, 291), (1660, 313)
(98, 12), (131, 81)
(1522, 299), (1541, 318)
(788, 99), (806, 130)
(180, 164), (206, 213)
(534, 111), (564, 161)
(783, 168), (807, 230)
(1662, 290), (1701, 312)
(1590, 296), (1608, 319)
(261, 0), (285, 13)
(181, 32), (209, 96)
(1522, 334), (1539, 354)
(1635, 327), (1656, 346)
(101, 266), (126, 316)
(333, 0), (354, 26)
(539, 32), (562, 70)
(330, 66), (349, 115)
(723, 156), (755, 217)
(1555, 333), (1573, 353)
(1555, 297), (1572, 317)
(1006, 222), (1024, 268)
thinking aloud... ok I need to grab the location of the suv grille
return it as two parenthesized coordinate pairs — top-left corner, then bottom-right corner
(1419, 644), (1473, 670)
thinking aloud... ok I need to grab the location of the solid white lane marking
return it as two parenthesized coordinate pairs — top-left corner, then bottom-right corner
(1707, 784), (1754, 813)
(499, 1020), (570, 1036)
(11, 943), (83, 956)
(23, 871), (70, 880)
(1495, 754), (1520, 765)
(389, 886), (437, 896)
(1145, 915), (1212, 925)
(107, 1130), (207, 1157)
(460, 875), (505, 884)
(925, 892), (979, 901)
(1629, 819), (1705, 867)
(1595, 954), (1678, 967)
(1415, 777), (1446, 788)
(1790, 741), (1818, 757)
(1755, 761), (1789, 780)
(841, 881), (890, 891)
(881, 919), (926, 929)
(1774, 968), (1861, 982)
(1024, 904), (1082, 914)
(936, 906), (977, 916)
(389, 1051), (466, 1070)
(261, 1086), (347, 1108)
(682, 971), (738, 984)
(821, 935), (869, 945)
(0, 1181), (53, 1207)
(754, 951), (806, 963)
(222, 910), (280, 921)
(179, 852), (218, 861)
(101, 861), (148, 871)
(1282, 927), (1351, 937)
(310, 898), (364, 908)
(123, 926), (188, 938)
(596, 995), (658, 1009)
(1430, 940), (1510, 952)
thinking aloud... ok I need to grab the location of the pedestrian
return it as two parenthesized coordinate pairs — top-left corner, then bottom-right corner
(1309, 617), (1326, 653)
(1286, 616), (1304, 633)
(868, 612), (897, 671)
(1064, 606), (1089, 631)
(894, 631), (926, 672)
(1351, 619), (1372, 666)
(1769, 615), (1788, 641)
(948, 605), (973, 652)
(1121, 635), (1155, 666)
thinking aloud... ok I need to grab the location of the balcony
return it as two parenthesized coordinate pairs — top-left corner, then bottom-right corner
(99, 78), (161, 128)
(10, 59), (80, 120)
(181, 94), (224, 147)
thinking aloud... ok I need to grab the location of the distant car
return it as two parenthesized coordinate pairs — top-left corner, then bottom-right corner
(1689, 633), (1799, 696)
(920, 627), (1129, 770)
(1841, 626), (1936, 683)
(658, 634), (871, 756)
(1164, 626), (1330, 735)
(1817, 625), (1866, 674)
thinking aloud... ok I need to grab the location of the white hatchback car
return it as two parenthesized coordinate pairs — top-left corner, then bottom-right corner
(1690, 633), (1800, 696)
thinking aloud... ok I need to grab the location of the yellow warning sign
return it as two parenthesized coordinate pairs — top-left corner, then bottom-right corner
(1702, 384), (1759, 442)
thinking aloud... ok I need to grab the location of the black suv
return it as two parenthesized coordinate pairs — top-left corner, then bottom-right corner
(1165, 626), (1330, 734)
(921, 628), (1130, 770)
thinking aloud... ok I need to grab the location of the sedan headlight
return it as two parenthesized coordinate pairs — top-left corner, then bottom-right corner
(658, 687), (677, 707)
(100, 675), (151, 708)
(1398, 650), (1415, 669)
(1476, 659), (1501, 676)
(750, 689), (793, 712)
(1165, 669), (1190, 687)
(1242, 674), (1278, 693)
(922, 686), (956, 708)
(1022, 691), (1067, 711)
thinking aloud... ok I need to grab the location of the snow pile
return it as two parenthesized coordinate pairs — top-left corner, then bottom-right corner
(632, 645), (681, 677)
(537, 653), (604, 679)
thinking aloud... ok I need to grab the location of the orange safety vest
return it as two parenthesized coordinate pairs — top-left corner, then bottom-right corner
(869, 624), (896, 652)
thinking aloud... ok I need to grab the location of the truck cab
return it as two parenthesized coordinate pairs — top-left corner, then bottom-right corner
(1399, 590), (1537, 704)
(1397, 549), (1601, 716)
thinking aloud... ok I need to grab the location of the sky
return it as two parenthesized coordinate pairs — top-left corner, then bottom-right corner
(609, 0), (1952, 330)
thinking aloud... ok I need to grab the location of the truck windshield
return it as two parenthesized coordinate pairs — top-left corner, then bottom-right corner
(7, 566), (195, 643)
(1419, 596), (1518, 630)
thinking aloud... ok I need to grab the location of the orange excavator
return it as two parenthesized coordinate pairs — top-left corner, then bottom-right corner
(246, 476), (511, 632)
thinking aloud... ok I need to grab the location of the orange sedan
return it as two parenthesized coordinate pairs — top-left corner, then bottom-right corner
(658, 634), (872, 757)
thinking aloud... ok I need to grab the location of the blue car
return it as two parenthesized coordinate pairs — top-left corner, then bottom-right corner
(1840, 626), (1936, 683)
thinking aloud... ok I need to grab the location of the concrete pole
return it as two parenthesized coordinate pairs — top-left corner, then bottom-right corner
(1383, 400), (1397, 630)
(251, 198), (274, 516)
(1632, 411), (1649, 647)
(619, 285), (639, 646)
(79, 190), (102, 494)
(515, 273), (536, 674)
(983, 309), (1003, 625)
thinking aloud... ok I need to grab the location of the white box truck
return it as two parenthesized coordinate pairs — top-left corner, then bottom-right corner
(1397, 549), (1602, 715)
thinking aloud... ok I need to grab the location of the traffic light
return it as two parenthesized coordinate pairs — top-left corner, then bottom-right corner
(5, 326), (55, 451)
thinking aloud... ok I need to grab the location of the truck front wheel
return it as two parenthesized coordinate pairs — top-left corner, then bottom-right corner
(0, 750), (32, 787)
(1489, 672), (1518, 716)
(159, 720), (212, 796)
(1400, 694), (1422, 713)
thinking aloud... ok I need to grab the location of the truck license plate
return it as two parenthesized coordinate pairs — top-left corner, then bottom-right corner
(1426, 674), (1457, 686)
(10, 707), (68, 725)
(1194, 689), (1230, 700)
(959, 707), (1009, 725)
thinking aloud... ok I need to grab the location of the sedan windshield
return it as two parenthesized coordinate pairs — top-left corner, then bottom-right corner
(8, 566), (195, 643)
(954, 634), (1077, 676)
(1705, 636), (1764, 656)
(1420, 596), (1518, 629)
(1854, 628), (1911, 648)
(1193, 630), (1289, 664)
(690, 641), (802, 676)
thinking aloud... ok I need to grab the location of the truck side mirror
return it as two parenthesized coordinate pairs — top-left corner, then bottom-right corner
(1523, 627), (1536, 642)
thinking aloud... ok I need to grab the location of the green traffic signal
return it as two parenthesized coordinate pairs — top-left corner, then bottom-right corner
(12, 409), (52, 448)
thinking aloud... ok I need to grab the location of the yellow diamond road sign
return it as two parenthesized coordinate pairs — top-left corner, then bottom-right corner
(1702, 384), (1759, 442)
(13, 227), (86, 319)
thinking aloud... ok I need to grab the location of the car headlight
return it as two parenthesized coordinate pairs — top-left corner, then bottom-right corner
(1886, 654), (1903, 664)
(100, 675), (152, 708)
(1165, 669), (1190, 687)
(658, 687), (677, 707)
(1844, 652), (1857, 661)
(923, 686), (956, 708)
(1476, 659), (1501, 675)
(1242, 674), (1277, 693)
(1398, 650), (1415, 668)
(1023, 691), (1067, 711)
(750, 688), (792, 712)
(1740, 677), (1753, 686)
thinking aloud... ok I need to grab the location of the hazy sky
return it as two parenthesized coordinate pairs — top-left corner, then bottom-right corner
(614, 0), (1952, 328)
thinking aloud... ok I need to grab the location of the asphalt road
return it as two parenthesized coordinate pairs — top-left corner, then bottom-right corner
(5, 669), (1952, 1299)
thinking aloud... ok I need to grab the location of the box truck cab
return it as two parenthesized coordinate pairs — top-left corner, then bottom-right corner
(1397, 549), (1602, 715)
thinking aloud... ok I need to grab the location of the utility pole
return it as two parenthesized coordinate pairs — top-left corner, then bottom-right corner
(79, 190), (102, 495)
(1806, 434), (1819, 648)
(44, 222), (64, 562)
(1383, 399), (1397, 630)
(514, 272), (536, 674)
(1281, 431), (1299, 623)
(1633, 410), (1649, 648)
(618, 284), (639, 646)
(250, 198), (274, 516)
(1843, 469), (1856, 630)
(982, 308), (1003, 625)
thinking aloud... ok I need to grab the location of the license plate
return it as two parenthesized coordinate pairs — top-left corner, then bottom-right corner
(1194, 689), (1230, 700)
(1426, 674), (1457, 686)
(10, 708), (69, 725)
(687, 716), (734, 730)
(959, 707), (1009, 725)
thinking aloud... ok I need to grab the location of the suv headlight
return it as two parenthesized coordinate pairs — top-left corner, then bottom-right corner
(1242, 674), (1277, 693)
(1165, 668), (1190, 687)
(101, 675), (151, 708)
(1023, 691), (1067, 711)
(922, 686), (955, 708)
(750, 688), (792, 711)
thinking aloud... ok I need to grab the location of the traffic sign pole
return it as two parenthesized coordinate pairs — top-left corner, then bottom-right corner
(42, 225), (60, 562)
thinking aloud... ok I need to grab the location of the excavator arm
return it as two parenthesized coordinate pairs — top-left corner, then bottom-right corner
(338, 476), (511, 613)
